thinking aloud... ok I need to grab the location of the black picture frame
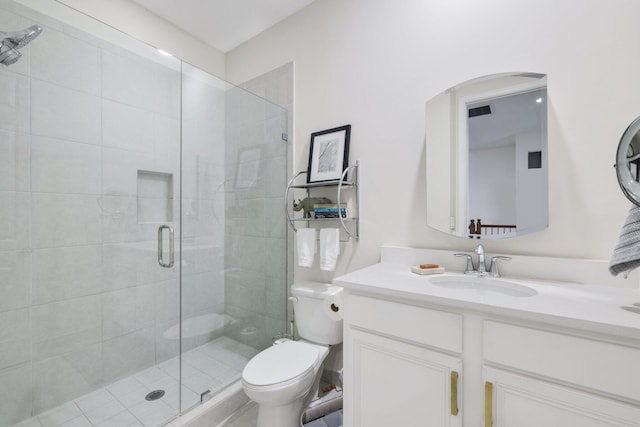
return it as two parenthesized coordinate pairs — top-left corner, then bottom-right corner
(306, 124), (351, 183)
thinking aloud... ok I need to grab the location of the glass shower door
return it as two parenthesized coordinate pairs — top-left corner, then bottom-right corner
(179, 63), (289, 410)
(99, 43), (183, 423)
(0, 1), (289, 426)
(0, 1), (183, 425)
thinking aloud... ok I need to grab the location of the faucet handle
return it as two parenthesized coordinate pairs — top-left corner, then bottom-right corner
(489, 256), (511, 277)
(454, 253), (475, 274)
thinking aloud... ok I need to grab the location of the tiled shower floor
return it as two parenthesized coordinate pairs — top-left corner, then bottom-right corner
(11, 337), (258, 427)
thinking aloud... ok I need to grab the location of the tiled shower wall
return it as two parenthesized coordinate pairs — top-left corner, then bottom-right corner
(0, 1), (227, 424)
(223, 63), (292, 350)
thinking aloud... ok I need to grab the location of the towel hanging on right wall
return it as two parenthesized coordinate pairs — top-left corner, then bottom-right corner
(609, 205), (640, 277)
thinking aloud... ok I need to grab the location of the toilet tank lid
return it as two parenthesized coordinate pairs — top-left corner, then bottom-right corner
(291, 282), (342, 299)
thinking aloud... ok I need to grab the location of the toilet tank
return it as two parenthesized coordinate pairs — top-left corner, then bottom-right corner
(291, 282), (343, 345)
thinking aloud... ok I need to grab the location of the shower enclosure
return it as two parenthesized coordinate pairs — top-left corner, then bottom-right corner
(0, 1), (288, 426)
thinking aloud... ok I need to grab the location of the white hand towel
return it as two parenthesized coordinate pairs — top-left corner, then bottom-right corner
(319, 228), (341, 271)
(609, 205), (640, 277)
(297, 228), (316, 267)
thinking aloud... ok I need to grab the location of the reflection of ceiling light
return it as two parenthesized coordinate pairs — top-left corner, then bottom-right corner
(536, 97), (543, 103)
(157, 49), (173, 57)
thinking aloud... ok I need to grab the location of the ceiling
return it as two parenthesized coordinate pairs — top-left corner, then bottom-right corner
(131, 0), (316, 53)
(468, 89), (547, 150)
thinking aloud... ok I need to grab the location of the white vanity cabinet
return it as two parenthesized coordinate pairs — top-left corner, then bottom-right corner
(342, 294), (463, 427)
(342, 293), (640, 426)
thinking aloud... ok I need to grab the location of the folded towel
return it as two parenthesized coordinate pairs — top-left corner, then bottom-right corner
(609, 205), (640, 277)
(297, 228), (316, 267)
(319, 228), (340, 271)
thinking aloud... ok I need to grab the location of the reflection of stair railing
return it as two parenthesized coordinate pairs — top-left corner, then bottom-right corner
(468, 219), (516, 239)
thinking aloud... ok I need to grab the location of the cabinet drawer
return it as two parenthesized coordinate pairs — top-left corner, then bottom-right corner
(344, 294), (462, 353)
(483, 320), (640, 401)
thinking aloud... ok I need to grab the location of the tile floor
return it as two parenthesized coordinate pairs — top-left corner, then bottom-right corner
(11, 337), (258, 427)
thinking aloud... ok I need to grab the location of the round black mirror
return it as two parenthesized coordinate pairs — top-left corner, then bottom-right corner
(616, 116), (640, 206)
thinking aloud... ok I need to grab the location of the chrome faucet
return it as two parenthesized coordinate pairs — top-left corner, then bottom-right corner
(488, 256), (511, 277)
(475, 244), (486, 274)
(454, 244), (511, 277)
(453, 252), (475, 274)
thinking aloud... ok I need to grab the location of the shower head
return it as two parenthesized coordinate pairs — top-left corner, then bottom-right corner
(0, 24), (42, 66)
(1, 25), (43, 49)
(0, 47), (21, 66)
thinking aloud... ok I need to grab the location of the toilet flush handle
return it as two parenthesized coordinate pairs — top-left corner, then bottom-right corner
(288, 296), (298, 303)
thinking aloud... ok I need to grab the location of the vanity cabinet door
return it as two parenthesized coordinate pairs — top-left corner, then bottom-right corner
(344, 327), (462, 427)
(483, 367), (640, 427)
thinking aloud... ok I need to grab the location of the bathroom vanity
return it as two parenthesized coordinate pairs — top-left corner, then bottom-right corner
(334, 247), (640, 427)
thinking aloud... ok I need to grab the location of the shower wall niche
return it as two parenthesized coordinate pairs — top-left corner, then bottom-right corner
(0, 1), (288, 426)
(137, 171), (174, 223)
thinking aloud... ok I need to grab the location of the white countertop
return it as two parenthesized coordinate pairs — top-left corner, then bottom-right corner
(334, 251), (640, 341)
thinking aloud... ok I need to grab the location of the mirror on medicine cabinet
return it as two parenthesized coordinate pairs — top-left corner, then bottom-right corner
(425, 72), (548, 239)
(615, 115), (640, 206)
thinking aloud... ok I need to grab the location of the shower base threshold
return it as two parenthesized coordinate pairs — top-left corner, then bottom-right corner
(215, 402), (344, 427)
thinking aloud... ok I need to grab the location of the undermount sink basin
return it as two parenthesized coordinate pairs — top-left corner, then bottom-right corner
(429, 276), (538, 298)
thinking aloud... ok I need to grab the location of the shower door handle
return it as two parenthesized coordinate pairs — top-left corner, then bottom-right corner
(157, 225), (174, 268)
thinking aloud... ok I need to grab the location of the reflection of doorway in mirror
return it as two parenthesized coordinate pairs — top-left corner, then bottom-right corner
(626, 144), (639, 181)
(466, 87), (547, 238)
(632, 161), (639, 182)
(467, 142), (516, 237)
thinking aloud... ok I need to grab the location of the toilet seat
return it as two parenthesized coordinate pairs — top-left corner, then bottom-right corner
(242, 340), (320, 387)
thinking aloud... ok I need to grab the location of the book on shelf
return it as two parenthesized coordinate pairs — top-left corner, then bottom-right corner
(313, 204), (347, 218)
(315, 213), (347, 219)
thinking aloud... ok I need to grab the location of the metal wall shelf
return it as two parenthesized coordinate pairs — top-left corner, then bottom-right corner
(285, 161), (359, 241)
(288, 179), (356, 189)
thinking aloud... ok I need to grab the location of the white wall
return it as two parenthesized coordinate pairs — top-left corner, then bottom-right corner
(15, 0), (225, 77)
(226, 0), (640, 285)
(469, 144), (516, 225)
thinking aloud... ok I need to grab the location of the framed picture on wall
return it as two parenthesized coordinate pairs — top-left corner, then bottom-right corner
(234, 145), (263, 189)
(307, 124), (351, 183)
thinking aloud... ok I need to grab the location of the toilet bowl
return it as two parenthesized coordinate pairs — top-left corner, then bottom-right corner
(241, 282), (343, 427)
(242, 339), (329, 427)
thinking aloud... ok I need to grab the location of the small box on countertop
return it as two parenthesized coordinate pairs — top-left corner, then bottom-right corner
(411, 265), (445, 275)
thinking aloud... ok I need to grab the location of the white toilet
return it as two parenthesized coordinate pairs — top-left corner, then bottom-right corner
(241, 282), (343, 427)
